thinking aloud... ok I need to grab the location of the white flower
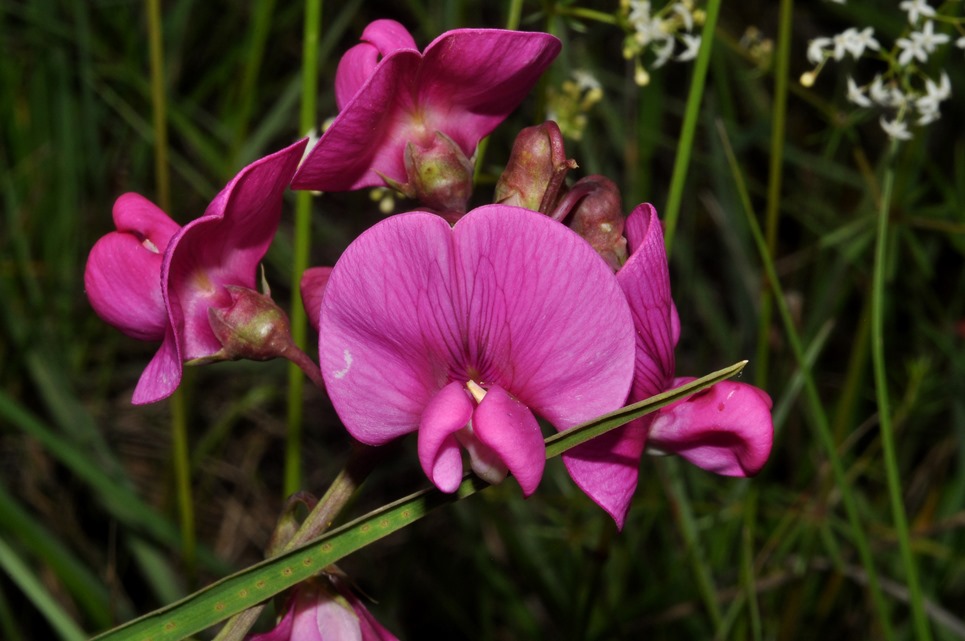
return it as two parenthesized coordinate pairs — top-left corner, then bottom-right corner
(842, 27), (880, 58)
(807, 37), (832, 65)
(571, 69), (601, 92)
(846, 76), (872, 107)
(880, 116), (913, 141)
(916, 71), (951, 116)
(868, 75), (891, 105)
(957, 35), (965, 50)
(898, 0), (936, 24)
(652, 36), (676, 68)
(916, 21), (951, 51)
(899, 21), (951, 65)
(670, 2), (694, 31)
(676, 34), (702, 61)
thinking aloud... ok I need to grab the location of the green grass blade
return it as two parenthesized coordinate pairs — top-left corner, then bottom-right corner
(91, 363), (746, 641)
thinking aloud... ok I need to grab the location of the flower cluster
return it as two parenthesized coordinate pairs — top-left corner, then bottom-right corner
(621, 0), (705, 86)
(546, 69), (604, 141)
(803, 2), (963, 140)
(87, 17), (775, 639)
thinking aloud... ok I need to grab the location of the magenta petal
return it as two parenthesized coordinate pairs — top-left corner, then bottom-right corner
(616, 203), (676, 401)
(319, 212), (462, 444)
(112, 192), (181, 251)
(472, 385), (545, 496)
(85, 232), (168, 341)
(293, 52), (422, 191)
(418, 381), (474, 493)
(335, 43), (382, 111)
(418, 30), (562, 155)
(649, 379), (774, 476)
(453, 205), (635, 430)
(300, 266), (333, 334)
(562, 422), (648, 529)
(132, 328), (182, 405)
(163, 139), (307, 361)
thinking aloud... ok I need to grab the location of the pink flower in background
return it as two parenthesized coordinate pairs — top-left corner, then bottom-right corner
(564, 204), (774, 528)
(291, 20), (561, 194)
(84, 139), (307, 404)
(247, 579), (397, 641)
(317, 205), (635, 496)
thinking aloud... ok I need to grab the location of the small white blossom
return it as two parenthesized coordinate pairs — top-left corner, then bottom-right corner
(571, 69), (601, 92)
(807, 37), (832, 65)
(879, 116), (913, 141)
(957, 35), (965, 50)
(899, 21), (951, 65)
(670, 2), (694, 31)
(842, 27), (880, 58)
(652, 36), (676, 68)
(898, 0), (936, 24)
(846, 76), (872, 107)
(677, 34), (702, 61)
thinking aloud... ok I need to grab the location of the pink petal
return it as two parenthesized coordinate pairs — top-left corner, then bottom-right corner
(418, 381), (474, 493)
(649, 379), (774, 476)
(84, 231), (168, 341)
(471, 384), (545, 496)
(453, 205), (635, 430)
(300, 266), (333, 333)
(566, 203), (675, 525)
(132, 327), (182, 404)
(292, 52), (422, 191)
(616, 203), (676, 401)
(164, 139), (307, 361)
(562, 423), (648, 529)
(418, 30), (562, 156)
(112, 192), (180, 252)
(319, 212), (462, 444)
(335, 20), (418, 108)
(85, 193), (180, 341)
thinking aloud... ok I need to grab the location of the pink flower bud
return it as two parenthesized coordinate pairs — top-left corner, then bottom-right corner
(494, 121), (576, 213)
(398, 131), (474, 215)
(206, 286), (295, 363)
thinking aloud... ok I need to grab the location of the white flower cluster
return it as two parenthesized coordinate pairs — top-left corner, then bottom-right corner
(621, 0), (704, 86)
(803, 1), (964, 142)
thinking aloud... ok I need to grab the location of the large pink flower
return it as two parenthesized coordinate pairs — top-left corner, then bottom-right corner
(317, 205), (635, 496)
(564, 204), (775, 528)
(291, 20), (561, 193)
(84, 139), (307, 404)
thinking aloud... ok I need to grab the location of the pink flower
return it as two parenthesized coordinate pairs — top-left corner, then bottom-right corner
(84, 139), (307, 404)
(564, 204), (774, 528)
(317, 205), (635, 496)
(291, 20), (561, 195)
(247, 579), (397, 641)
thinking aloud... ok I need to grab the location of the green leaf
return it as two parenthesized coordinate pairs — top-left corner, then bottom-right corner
(91, 361), (745, 641)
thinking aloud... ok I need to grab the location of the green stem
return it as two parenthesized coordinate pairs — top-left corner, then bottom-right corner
(872, 143), (931, 641)
(212, 446), (382, 641)
(716, 121), (895, 640)
(555, 6), (618, 25)
(147, 0), (169, 214)
(285, 0), (323, 498)
(662, 0), (720, 254)
(505, 0), (523, 30)
(147, 0), (195, 577)
(755, 0), (792, 389)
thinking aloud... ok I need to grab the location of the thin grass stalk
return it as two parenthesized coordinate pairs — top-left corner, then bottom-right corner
(148, 0), (196, 576)
(661, 0), (720, 253)
(872, 143), (932, 641)
(662, 459), (723, 630)
(285, 0), (323, 497)
(716, 120), (896, 640)
(754, 0), (793, 389)
(505, 0), (523, 30)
